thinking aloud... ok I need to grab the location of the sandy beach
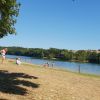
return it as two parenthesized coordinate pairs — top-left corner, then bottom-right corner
(0, 60), (100, 100)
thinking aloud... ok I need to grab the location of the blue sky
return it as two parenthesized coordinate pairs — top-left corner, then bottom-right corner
(0, 0), (100, 50)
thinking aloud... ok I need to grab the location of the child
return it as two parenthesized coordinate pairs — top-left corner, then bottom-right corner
(16, 58), (21, 65)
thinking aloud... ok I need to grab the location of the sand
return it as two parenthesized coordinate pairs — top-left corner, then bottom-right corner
(0, 60), (100, 100)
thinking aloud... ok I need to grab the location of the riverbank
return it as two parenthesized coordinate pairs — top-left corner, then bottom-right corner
(0, 59), (100, 100)
(6, 55), (100, 75)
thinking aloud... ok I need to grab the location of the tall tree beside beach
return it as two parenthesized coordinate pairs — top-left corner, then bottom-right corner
(0, 0), (20, 38)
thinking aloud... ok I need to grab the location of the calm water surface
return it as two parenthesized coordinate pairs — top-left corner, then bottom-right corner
(6, 55), (100, 75)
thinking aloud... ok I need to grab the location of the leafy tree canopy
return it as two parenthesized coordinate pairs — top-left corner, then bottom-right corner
(0, 0), (20, 38)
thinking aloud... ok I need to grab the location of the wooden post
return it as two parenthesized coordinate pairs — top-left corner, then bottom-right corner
(78, 64), (80, 73)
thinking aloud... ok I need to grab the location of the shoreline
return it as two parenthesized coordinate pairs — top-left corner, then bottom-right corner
(6, 58), (100, 77)
(22, 61), (100, 78)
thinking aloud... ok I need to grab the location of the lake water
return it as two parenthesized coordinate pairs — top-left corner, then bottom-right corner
(6, 55), (100, 75)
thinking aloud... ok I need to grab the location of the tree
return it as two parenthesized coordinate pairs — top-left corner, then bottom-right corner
(0, 0), (20, 38)
(88, 52), (98, 63)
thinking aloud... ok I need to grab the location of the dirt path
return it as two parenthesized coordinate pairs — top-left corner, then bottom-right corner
(0, 60), (100, 100)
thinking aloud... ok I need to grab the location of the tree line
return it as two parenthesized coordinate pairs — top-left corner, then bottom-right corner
(0, 46), (100, 64)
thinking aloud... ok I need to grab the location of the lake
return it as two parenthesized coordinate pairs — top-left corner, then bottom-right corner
(6, 55), (100, 75)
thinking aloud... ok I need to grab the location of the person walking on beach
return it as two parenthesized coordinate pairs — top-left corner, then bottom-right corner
(0, 48), (8, 64)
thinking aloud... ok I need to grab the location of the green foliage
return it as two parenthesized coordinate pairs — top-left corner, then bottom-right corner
(0, 0), (20, 38)
(88, 52), (99, 63)
(75, 50), (89, 61)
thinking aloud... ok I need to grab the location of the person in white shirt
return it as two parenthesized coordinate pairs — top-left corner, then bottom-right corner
(16, 58), (21, 65)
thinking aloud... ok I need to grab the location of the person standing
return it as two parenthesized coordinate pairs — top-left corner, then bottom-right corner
(0, 48), (8, 64)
